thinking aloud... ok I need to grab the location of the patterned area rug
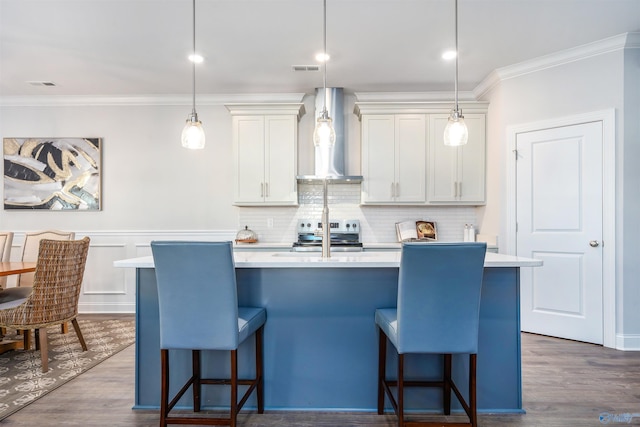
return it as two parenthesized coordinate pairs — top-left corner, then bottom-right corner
(0, 316), (135, 420)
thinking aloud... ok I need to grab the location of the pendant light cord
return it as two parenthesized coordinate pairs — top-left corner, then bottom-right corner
(322, 0), (328, 113)
(192, 0), (197, 115)
(454, 0), (459, 112)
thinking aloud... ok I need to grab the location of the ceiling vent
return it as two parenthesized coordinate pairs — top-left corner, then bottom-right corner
(27, 81), (57, 87)
(292, 65), (320, 72)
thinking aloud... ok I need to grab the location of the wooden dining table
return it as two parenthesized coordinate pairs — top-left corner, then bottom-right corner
(0, 262), (36, 353)
(0, 262), (37, 277)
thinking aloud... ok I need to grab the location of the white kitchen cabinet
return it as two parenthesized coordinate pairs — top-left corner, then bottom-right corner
(427, 113), (486, 204)
(228, 103), (304, 206)
(360, 114), (427, 204)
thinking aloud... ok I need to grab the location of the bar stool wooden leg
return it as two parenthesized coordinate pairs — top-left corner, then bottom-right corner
(444, 353), (452, 415)
(377, 328), (387, 415)
(470, 354), (477, 427)
(397, 353), (404, 427)
(192, 349), (201, 412)
(230, 349), (238, 427)
(256, 326), (265, 414)
(160, 349), (169, 427)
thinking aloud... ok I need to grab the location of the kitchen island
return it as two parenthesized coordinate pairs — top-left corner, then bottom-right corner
(114, 250), (541, 413)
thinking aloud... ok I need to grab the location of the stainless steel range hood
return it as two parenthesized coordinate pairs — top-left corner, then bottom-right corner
(297, 87), (363, 184)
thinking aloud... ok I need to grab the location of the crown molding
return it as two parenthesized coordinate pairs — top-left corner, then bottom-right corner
(0, 93), (306, 107)
(474, 32), (639, 99)
(354, 91), (477, 103)
(353, 100), (489, 119)
(225, 103), (306, 120)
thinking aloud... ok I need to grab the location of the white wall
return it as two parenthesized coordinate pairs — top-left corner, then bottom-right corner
(1, 102), (238, 230)
(622, 46), (640, 339)
(480, 43), (640, 345)
(0, 94), (478, 313)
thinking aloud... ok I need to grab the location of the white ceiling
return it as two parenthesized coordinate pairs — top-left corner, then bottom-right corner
(1, 0), (639, 97)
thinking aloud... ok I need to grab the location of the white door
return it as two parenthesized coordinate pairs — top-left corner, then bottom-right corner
(516, 121), (603, 344)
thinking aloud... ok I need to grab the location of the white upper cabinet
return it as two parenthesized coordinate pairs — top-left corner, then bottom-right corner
(355, 101), (487, 206)
(361, 114), (426, 204)
(428, 113), (486, 204)
(227, 103), (305, 206)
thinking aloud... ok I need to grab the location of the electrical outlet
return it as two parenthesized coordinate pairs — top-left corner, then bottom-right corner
(267, 218), (274, 229)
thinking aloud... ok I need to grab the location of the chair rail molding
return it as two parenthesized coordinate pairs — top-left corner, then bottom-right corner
(8, 230), (236, 313)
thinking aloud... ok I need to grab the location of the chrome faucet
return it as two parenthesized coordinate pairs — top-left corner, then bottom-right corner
(321, 178), (330, 258)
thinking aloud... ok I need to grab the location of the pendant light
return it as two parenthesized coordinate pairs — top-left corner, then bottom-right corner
(443, 0), (468, 147)
(312, 0), (336, 149)
(181, 0), (205, 150)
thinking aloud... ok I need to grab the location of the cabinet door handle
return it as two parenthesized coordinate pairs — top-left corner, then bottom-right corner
(396, 182), (400, 198)
(261, 183), (264, 197)
(458, 182), (462, 198)
(265, 182), (269, 197)
(391, 183), (395, 198)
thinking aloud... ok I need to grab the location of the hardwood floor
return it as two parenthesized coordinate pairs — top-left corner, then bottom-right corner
(3, 324), (640, 426)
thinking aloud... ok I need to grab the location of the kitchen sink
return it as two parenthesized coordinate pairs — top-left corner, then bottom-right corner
(271, 252), (384, 257)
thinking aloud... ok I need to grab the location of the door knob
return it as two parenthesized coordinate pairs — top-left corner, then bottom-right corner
(589, 240), (600, 247)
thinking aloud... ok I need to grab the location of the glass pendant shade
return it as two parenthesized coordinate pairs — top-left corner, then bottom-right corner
(313, 115), (336, 147)
(443, 110), (468, 147)
(181, 113), (205, 149)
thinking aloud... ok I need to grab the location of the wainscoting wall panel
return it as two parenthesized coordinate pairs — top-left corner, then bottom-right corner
(8, 230), (236, 313)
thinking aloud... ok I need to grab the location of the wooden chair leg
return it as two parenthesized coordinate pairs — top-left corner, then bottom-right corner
(443, 353), (452, 415)
(71, 318), (88, 351)
(256, 326), (265, 414)
(470, 354), (477, 427)
(61, 322), (68, 334)
(39, 327), (48, 372)
(397, 353), (404, 427)
(23, 329), (32, 350)
(192, 350), (201, 412)
(160, 349), (169, 427)
(230, 349), (238, 427)
(377, 327), (387, 414)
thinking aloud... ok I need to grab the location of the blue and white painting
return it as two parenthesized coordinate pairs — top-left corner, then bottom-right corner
(3, 137), (101, 210)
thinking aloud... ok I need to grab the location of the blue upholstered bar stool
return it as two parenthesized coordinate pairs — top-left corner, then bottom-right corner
(375, 242), (486, 427)
(151, 241), (266, 427)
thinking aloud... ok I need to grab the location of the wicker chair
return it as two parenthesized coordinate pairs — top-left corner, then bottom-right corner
(18, 230), (76, 288)
(0, 237), (90, 373)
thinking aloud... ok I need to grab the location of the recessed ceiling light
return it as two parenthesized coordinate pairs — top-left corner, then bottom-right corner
(442, 50), (457, 60)
(315, 52), (330, 62)
(189, 54), (204, 63)
(27, 81), (57, 87)
(292, 65), (321, 72)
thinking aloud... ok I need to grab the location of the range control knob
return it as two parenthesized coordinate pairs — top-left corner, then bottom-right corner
(306, 223), (311, 228)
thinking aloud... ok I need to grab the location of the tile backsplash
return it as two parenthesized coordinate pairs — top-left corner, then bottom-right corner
(238, 183), (477, 244)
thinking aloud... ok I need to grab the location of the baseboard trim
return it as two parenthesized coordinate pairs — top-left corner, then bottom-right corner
(615, 334), (640, 351)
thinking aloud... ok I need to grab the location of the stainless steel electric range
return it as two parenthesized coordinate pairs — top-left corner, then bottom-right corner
(291, 219), (363, 252)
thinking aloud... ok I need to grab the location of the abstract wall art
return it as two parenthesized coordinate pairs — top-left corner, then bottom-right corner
(3, 137), (101, 210)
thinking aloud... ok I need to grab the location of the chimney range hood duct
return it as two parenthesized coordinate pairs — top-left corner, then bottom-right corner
(297, 87), (363, 183)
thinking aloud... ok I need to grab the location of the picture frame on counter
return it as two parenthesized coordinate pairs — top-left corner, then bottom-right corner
(3, 137), (102, 211)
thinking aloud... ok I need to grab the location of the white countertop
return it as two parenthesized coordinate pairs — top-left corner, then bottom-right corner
(114, 251), (542, 269)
